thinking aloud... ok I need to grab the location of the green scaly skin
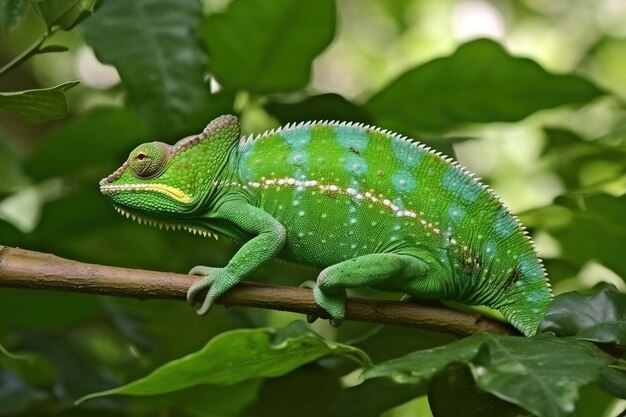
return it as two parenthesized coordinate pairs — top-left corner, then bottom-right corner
(100, 115), (552, 336)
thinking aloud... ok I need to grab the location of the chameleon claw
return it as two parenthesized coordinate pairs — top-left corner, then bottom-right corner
(306, 314), (318, 323)
(186, 275), (214, 308)
(329, 318), (343, 327)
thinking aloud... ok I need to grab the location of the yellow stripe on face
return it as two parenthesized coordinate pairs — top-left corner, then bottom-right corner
(101, 183), (193, 203)
(147, 184), (194, 203)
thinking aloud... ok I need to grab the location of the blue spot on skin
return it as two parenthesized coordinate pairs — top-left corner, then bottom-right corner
(335, 126), (368, 152)
(238, 141), (257, 181)
(447, 204), (465, 222)
(344, 154), (368, 175)
(392, 139), (422, 167)
(392, 170), (417, 192)
(493, 210), (517, 237)
(519, 252), (543, 280)
(393, 197), (404, 210)
(485, 240), (497, 259)
(290, 151), (309, 167)
(281, 128), (311, 148)
(442, 167), (480, 202)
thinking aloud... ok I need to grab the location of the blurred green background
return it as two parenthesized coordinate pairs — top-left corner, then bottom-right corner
(0, 0), (625, 416)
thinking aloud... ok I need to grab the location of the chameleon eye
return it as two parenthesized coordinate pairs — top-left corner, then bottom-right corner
(128, 143), (169, 179)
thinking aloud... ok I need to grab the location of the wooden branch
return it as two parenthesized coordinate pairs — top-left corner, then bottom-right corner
(0, 245), (518, 337)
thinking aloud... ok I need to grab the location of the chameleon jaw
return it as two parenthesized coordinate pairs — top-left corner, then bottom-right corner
(112, 205), (218, 239)
(100, 183), (194, 204)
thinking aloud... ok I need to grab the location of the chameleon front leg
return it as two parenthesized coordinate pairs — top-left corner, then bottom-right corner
(302, 252), (430, 323)
(187, 199), (286, 315)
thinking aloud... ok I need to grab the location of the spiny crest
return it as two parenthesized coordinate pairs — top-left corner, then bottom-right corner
(242, 118), (550, 289)
(172, 114), (240, 153)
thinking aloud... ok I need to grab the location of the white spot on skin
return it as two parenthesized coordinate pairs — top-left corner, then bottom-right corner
(298, 211), (305, 216)
(350, 218), (357, 224)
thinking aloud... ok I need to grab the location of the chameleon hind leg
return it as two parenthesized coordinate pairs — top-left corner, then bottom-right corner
(301, 252), (430, 324)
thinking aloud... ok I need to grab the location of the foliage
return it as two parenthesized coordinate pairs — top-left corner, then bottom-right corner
(0, 1), (625, 417)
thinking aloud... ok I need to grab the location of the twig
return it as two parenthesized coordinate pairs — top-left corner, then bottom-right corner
(0, 28), (59, 79)
(0, 245), (518, 337)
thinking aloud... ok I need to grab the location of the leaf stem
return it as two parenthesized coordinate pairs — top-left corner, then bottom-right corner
(0, 28), (59, 79)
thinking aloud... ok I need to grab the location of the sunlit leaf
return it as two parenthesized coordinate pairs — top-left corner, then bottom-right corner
(366, 39), (604, 133)
(202, 0), (335, 93)
(0, 81), (79, 124)
(77, 321), (370, 404)
(81, 0), (212, 137)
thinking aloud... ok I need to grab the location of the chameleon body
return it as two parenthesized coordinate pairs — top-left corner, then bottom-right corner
(100, 115), (552, 336)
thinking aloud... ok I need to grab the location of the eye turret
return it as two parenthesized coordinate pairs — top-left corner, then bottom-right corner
(128, 142), (169, 179)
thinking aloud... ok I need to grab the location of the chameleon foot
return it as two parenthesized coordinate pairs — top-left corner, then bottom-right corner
(300, 280), (346, 324)
(187, 266), (237, 315)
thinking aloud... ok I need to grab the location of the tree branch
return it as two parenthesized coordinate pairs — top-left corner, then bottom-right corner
(0, 245), (518, 337)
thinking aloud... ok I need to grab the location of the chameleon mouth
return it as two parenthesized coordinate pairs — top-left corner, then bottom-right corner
(112, 205), (218, 239)
(100, 183), (194, 204)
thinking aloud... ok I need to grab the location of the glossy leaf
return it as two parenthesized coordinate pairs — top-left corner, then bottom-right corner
(539, 283), (626, 345)
(77, 321), (370, 403)
(0, 81), (79, 124)
(366, 332), (616, 417)
(31, 0), (99, 30)
(0, 0), (28, 32)
(428, 364), (531, 417)
(81, 0), (212, 137)
(202, 0), (335, 93)
(366, 39), (604, 133)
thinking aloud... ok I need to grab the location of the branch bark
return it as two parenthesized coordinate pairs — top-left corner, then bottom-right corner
(0, 245), (518, 337)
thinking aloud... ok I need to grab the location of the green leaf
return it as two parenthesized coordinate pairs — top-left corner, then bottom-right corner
(542, 128), (626, 191)
(328, 379), (423, 417)
(0, 343), (30, 362)
(542, 194), (626, 281)
(253, 365), (341, 417)
(0, 81), (79, 124)
(364, 333), (485, 384)
(128, 380), (262, 417)
(265, 94), (372, 125)
(202, 0), (336, 93)
(365, 333), (615, 417)
(539, 283), (626, 345)
(366, 39), (604, 133)
(76, 321), (370, 404)
(471, 334), (609, 417)
(25, 108), (149, 180)
(428, 364), (531, 417)
(81, 0), (212, 137)
(31, 0), (99, 30)
(0, 0), (28, 32)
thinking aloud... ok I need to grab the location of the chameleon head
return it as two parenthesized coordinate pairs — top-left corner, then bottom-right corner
(99, 114), (240, 218)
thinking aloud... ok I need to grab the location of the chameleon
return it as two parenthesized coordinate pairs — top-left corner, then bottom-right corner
(100, 115), (552, 336)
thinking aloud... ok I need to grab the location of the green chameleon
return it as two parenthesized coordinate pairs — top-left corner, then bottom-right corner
(100, 115), (552, 336)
